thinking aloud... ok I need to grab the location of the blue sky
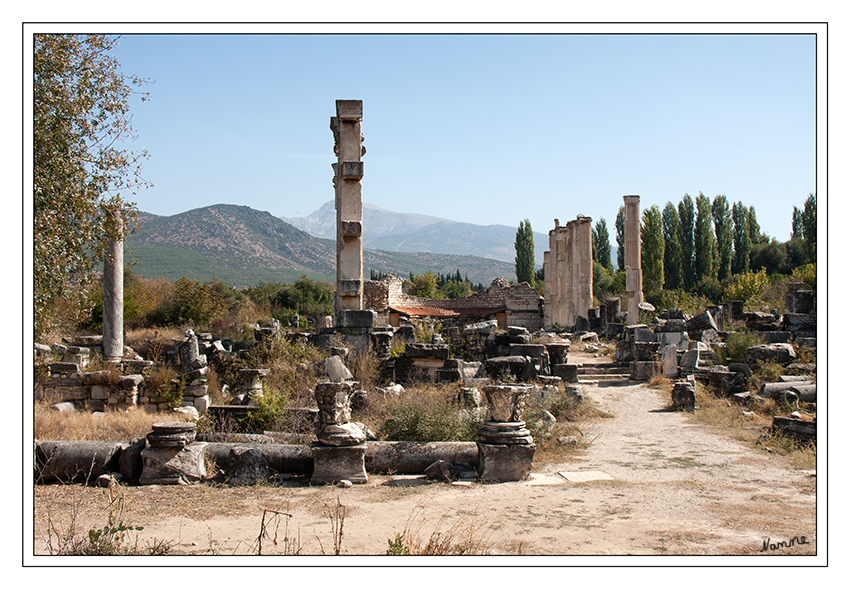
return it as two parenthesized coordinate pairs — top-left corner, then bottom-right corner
(108, 30), (817, 244)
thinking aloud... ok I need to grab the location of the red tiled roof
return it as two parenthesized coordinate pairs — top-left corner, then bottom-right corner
(390, 306), (504, 318)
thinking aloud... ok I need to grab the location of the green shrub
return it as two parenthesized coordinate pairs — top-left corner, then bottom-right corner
(792, 263), (816, 292)
(714, 330), (761, 364)
(378, 393), (485, 442)
(724, 269), (769, 304)
(645, 289), (712, 316)
(246, 388), (289, 431)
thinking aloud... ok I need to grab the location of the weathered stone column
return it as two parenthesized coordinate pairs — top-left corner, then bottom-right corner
(331, 99), (365, 325)
(575, 215), (593, 327)
(558, 224), (570, 327)
(102, 208), (124, 361)
(542, 248), (552, 327)
(624, 195), (643, 324)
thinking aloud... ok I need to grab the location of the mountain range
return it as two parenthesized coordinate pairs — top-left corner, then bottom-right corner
(282, 200), (547, 266)
(125, 204), (518, 287)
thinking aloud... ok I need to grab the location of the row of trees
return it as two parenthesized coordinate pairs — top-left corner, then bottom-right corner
(615, 193), (817, 295)
(515, 192), (816, 305)
(404, 270), (485, 299)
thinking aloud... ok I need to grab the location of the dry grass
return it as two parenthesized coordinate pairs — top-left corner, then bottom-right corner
(34, 398), (188, 442)
(385, 505), (493, 555)
(123, 327), (184, 362)
(680, 381), (816, 470)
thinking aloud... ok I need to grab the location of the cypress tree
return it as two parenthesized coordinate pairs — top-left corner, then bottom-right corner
(615, 205), (625, 272)
(514, 218), (535, 285)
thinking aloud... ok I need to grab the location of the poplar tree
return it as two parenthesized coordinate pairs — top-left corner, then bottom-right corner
(802, 193), (817, 262)
(662, 202), (683, 290)
(712, 195), (733, 281)
(641, 205), (665, 293)
(34, 34), (149, 338)
(514, 219), (535, 285)
(694, 193), (717, 280)
(593, 218), (613, 271)
(732, 201), (752, 275)
(678, 194), (696, 290)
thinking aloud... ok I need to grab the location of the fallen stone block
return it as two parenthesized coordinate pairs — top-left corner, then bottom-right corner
(744, 343), (796, 365)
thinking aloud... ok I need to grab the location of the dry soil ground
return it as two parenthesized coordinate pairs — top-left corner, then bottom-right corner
(32, 352), (818, 560)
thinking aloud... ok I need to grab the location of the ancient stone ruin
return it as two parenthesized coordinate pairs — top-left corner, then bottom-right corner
(331, 99), (366, 322)
(543, 215), (593, 330)
(34, 100), (816, 490)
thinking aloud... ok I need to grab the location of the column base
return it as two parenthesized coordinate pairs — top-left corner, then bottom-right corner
(476, 442), (536, 483)
(310, 443), (368, 485)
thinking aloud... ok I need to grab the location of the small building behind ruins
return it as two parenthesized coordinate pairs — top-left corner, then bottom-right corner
(363, 275), (543, 331)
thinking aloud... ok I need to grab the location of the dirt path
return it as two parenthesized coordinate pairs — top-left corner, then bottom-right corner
(33, 354), (817, 558)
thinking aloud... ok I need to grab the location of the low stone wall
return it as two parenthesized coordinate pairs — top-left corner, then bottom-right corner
(37, 361), (210, 413)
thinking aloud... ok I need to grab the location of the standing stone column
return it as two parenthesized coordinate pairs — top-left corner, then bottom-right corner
(542, 248), (552, 327)
(102, 208), (124, 362)
(575, 215), (593, 328)
(331, 99), (366, 325)
(624, 195), (643, 324)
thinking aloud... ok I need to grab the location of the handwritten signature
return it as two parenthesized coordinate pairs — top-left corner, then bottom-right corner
(762, 535), (810, 552)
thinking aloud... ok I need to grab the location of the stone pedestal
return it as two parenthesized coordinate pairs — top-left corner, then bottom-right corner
(239, 368), (269, 401)
(476, 385), (535, 482)
(311, 381), (367, 484)
(310, 443), (368, 485)
(477, 443), (536, 483)
(139, 443), (207, 485)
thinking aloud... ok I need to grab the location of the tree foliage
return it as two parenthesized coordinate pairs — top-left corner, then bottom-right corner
(802, 193), (817, 262)
(731, 201), (752, 275)
(592, 218), (613, 271)
(662, 202), (683, 290)
(711, 195), (733, 281)
(514, 219), (535, 285)
(33, 34), (149, 338)
(615, 205), (625, 272)
(677, 194), (696, 290)
(694, 193), (717, 281)
(640, 205), (664, 293)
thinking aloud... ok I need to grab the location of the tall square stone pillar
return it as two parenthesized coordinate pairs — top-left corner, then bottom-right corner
(576, 215), (594, 326)
(331, 100), (365, 325)
(624, 195), (643, 324)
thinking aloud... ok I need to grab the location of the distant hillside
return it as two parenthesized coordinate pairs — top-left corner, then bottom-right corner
(126, 204), (516, 287)
(282, 200), (548, 265)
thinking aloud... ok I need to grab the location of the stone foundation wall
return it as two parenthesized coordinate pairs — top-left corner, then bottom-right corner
(38, 361), (210, 413)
